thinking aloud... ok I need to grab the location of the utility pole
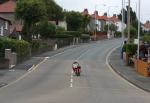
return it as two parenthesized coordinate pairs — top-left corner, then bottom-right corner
(122, 0), (124, 42)
(137, 0), (141, 60)
(127, 0), (131, 43)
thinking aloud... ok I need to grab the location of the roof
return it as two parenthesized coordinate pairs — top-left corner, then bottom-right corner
(110, 16), (119, 23)
(144, 22), (150, 29)
(97, 15), (108, 21)
(0, 0), (16, 13)
(0, 16), (12, 24)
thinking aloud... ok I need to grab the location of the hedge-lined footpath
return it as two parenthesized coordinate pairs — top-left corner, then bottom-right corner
(0, 37), (31, 63)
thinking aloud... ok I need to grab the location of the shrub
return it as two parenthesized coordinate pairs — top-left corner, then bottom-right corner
(123, 43), (137, 58)
(141, 35), (150, 42)
(115, 31), (122, 38)
(80, 34), (90, 39)
(31, 40), (52, 55)
(55, 31), (81, 38)
(0, 37), (31, 63)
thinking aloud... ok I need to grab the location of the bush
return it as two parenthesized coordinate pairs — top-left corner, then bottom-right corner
(56, 31), (81, 38)
(80, 34), (90, 39)
(141, 35), (150, 42)
(115, 31), (122, 38)
(123, 43), (137, 58)
(0, 37), (31, 63)
(31, 40), (52, 55)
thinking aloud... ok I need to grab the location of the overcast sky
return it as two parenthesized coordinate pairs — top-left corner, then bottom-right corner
(56, 0), (150, 23)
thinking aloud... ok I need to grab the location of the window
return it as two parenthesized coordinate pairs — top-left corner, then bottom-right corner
(0, 26), (4, 36)
(5, 21), (8, 30)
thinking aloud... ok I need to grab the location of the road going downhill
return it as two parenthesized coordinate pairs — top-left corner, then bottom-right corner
(0, 39), (150, 103)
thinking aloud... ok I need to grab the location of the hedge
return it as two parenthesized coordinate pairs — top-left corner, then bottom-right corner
(56, 31), (81, 38)
(0, 37), (31, 62)
(123, 43), (137, 58)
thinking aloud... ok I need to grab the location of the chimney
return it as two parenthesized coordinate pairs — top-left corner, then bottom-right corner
(94, 10), (98, 16)
(83, 9), (89, 15)
(104, 12), (107, 16)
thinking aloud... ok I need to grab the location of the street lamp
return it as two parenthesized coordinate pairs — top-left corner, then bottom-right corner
(94, 4), (106, 40)
(122, 0), (125, 42)
(137, 0), (141, 60)
(127, 0), (131, 43)
(107, 6), (118, 39)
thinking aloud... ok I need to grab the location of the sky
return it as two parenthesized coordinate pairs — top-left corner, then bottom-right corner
(55, 0), (150, 23)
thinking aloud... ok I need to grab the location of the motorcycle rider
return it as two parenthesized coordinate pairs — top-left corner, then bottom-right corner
(72, 61), (81, 73)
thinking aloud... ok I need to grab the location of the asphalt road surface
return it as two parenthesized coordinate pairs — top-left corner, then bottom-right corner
(0, 39), (150, 103)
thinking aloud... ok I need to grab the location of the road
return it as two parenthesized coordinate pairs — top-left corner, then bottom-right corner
(0, 39), (150, 103)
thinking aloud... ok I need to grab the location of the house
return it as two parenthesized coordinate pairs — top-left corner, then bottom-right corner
(109, 15), (126, 32)
(0, 0), (16, 24)
(0, 16), (12, 37)
(142, 21), (150, 33)
(88, 11), (108, 32)
(0, 0), (22, 38)
(48, 20), (67, 30)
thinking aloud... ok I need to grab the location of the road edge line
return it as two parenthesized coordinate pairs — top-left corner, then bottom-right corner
(106, 46), (149, 93)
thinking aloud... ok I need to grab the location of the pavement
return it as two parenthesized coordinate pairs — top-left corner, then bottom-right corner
(109, 47), (150, 92)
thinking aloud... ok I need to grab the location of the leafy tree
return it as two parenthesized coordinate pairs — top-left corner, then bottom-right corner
(118, 6), (137, 25)
(65, 11), (83, 31)
(80, 15), (90, 33)
(15, 0), (47, 41)
(42, 0), (64, 22)
(104, 24), (118, 32)
(34, 21), (56, 39)
(124, 25), (137, 39)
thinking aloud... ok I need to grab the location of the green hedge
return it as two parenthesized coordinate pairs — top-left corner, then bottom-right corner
(142, 35), (150, 42)
(0, 37), (31, 62)
(31, 40), (52, 55)
(123, 43), (137, 58)
(56, 31), (81, 38)
(80, 34), (90, 39)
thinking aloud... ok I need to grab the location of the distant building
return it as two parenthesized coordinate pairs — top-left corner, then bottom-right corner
(48, 20), (67, 31)
(0, 16), (12, 37)
(142, 21), (150, 33)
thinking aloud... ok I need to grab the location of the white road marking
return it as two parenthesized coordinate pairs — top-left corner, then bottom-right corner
(106, 45), (147, 93)
(0, 48), (74, 90)
(70, 70), (73, 88)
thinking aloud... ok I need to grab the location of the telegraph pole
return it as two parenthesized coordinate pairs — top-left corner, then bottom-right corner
(127, 0), (131, 43)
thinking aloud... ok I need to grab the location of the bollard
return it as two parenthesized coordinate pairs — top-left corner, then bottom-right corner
(11, 52), (17, 67)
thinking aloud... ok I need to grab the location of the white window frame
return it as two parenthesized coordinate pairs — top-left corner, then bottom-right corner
(5, 21), (8, 30)
(0, 26), (4, 36)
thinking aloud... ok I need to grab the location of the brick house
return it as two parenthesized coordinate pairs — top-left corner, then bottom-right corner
(0, 0), (22, 38)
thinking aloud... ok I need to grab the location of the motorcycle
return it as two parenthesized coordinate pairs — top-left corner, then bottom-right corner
(73, 66), (81, 76)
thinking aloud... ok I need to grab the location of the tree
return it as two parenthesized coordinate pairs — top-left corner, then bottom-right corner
(15, 0), (47, 41)
(80, 15), (90, 33)
(65, 11), (82, 31)
(118, 6), (137, 25)
(124, 25), (137, 39)
(42, 0), (64, 22)
(34, 21), (56, 39)
(104, 24), (118, 32)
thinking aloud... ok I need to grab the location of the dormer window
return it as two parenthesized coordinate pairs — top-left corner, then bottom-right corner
(5, 21), (8, 30)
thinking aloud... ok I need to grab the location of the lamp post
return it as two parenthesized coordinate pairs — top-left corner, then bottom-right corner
(94, 4), (106, 40)
(122, 0), (125, 42)
(127, 0), (131, 43)
(137, 0), (141, 60)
